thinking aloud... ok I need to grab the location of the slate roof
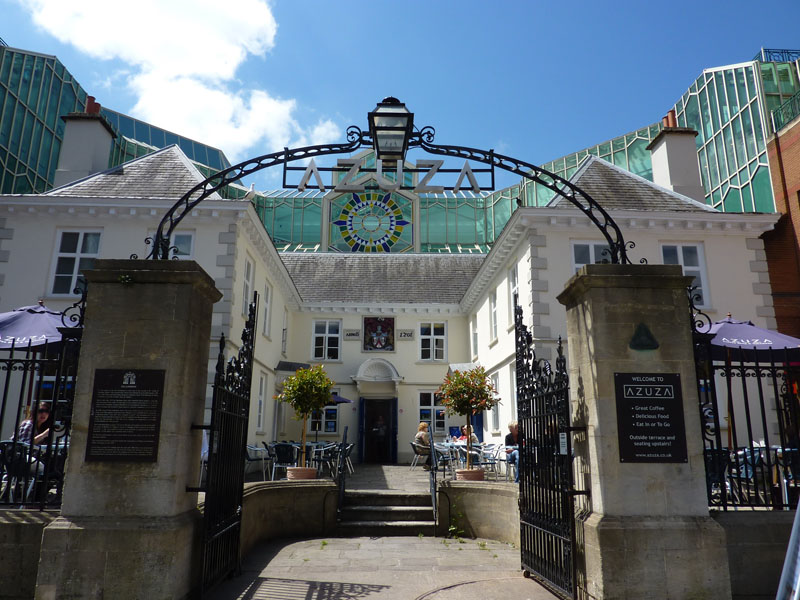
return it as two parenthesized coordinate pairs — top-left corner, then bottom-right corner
(548, 156), (718, 213)
(280, 253), (485, 304)
(45, 145), (222, 200)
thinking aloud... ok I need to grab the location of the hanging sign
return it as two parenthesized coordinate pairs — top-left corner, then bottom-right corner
(615, 372), (688, 463)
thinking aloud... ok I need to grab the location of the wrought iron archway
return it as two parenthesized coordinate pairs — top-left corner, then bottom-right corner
(144, 109), (635, 263)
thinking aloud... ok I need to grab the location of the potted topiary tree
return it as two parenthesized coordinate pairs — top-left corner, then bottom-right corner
(276, 364), (334, 480)
(438, 365), (500, 481)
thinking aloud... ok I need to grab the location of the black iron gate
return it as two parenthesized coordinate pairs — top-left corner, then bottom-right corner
(0, 295), (84, 509)
(196, 292), (258, 593)
(515, 299), (580, 599)
(691, 290), (800, 510)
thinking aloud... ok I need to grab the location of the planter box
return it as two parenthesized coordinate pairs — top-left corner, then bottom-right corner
(287, 467), (318, 480)
(456, 468), (485, 481)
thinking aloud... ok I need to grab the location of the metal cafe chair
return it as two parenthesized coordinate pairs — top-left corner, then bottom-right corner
(342, 443), (355, 475)
(729, 447), (771, 506)
(244, 445), (269, 481)
(0, 441), (36, 504)
(433, 443), (456, 478)
(270, 443), (298, 480)
(312, 443), (338, 477)
(410, 442), (427, 470)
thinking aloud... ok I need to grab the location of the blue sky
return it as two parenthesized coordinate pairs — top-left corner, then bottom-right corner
(3, 0), (800, 190)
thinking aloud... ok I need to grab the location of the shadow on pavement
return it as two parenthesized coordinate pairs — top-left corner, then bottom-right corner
(237, 577), (390, 599)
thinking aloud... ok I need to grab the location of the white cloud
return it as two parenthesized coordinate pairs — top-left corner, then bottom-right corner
(18, 0), (341, 162)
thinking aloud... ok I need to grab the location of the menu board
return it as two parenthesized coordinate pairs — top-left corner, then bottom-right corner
(615, 372), (688, 463)
(85, 369), (165, 462)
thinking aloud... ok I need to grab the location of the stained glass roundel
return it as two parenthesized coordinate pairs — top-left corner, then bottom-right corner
(332, 192), (411, 252)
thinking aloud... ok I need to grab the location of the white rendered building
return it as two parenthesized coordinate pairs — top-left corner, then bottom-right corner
(0, 124), (779, 463)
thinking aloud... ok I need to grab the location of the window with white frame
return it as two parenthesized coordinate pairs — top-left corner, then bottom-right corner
(242, 257), (254, 316)
(281, 309), (288, 355)
(662, 243), (709, 306)
(257, 371), (267, 431)
(419, 391), (445, 434)
(147, 231), (193, 258)
(508, 264), (519, 318)
(51, 230), (101, 295)
(572, 241), (611, 273)
(312, 319), (341, 360)
(489, 290), (498, 340)
(420, 322), (446, 361)
(490, 372), (500, 431)
(262, 282), (272, 337)
(309, 401), (338, 434)
(509, 364), (517, 421)
(470, 316), (478, 358)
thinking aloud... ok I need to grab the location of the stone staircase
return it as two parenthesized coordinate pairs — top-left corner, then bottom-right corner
(336, 490), (436, 537)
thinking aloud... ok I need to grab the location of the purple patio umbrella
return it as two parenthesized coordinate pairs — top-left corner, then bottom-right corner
(331, 392), (353, 404)
(0, 303), (64, 349)
(707, 315), (800, 362)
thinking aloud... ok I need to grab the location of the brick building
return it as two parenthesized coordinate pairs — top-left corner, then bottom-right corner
(766, 111), (800, 337)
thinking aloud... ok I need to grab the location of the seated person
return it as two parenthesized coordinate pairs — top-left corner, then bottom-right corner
(413, 422), (432, 470)
(17, 403), (52, 446)
(505, 420), (520, 483)
(455, 425), (479, 445)
(14, 403), (53, 477)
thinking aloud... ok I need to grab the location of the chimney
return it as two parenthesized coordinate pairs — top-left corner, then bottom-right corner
(646, 111), (705, 202)
(52, 96), (117, 188)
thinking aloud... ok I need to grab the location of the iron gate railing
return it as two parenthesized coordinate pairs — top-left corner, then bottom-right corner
(515, 298), (581, 600)
(195, 292), (258, 594)
(0, 296), (84, 509)
(336, 425), (348, 519)
(691, 289), (800, 510)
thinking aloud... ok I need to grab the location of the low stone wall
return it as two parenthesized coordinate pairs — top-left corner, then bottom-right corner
(712, 510), (794, 600)
(437, 481), (520, 545)
(0, 510), (57, 600)
(240, 480), (338, 557)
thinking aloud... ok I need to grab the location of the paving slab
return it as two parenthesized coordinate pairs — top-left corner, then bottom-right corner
(207, 536), (558, 600)
(209, 465), (549, 599)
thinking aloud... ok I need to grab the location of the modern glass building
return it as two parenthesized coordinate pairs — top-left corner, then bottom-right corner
(0, 43), (230, 194)
(529, 48), (800, 214)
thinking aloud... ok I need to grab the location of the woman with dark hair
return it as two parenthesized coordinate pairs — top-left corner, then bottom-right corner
(17, 403), (52, 446)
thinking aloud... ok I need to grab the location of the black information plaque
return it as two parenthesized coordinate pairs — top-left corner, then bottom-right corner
(85, 369), (165, 462)
(615, 372), (688, 463)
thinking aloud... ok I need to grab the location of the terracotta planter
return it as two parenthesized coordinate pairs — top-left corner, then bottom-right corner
(287, 466), (317, 480)
(456, 468), (485, 481)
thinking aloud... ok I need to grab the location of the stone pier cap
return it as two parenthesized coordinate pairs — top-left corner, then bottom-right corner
(84, 258), (222, 302)
(557, 263), (690, 307)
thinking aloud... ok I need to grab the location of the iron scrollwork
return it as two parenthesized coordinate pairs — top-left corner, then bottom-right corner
(141, 109), (636, 264)
(410, 127), (633, 264)
(60, 285), (87, 329)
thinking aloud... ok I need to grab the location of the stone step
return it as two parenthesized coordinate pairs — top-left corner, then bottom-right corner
(341, 490), (431, 507)
(340, 505), (433, 522)
(335, 520), (437, 537)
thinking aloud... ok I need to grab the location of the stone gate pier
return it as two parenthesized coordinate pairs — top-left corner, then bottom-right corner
(35, 260), (221, 600)
(557, 264), (731, 599)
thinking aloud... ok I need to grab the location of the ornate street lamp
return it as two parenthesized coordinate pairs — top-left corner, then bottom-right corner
(368, 97), (413, 163)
